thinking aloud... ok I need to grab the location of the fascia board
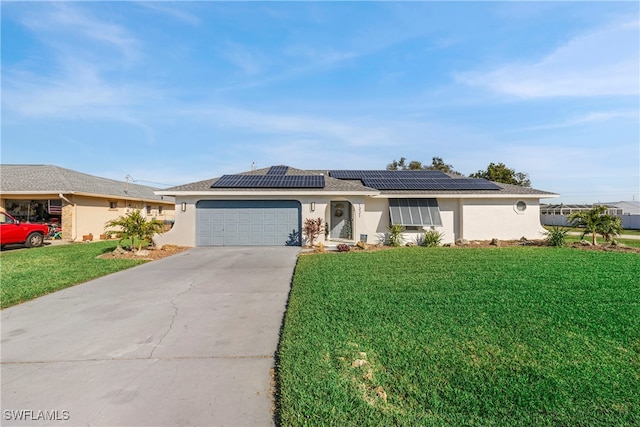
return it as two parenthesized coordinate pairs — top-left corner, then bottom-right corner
(1, 190), (173, 203)
(372, 193), (559, 199)
(0, 191), (75, 195)
(154, 190), (380, 197)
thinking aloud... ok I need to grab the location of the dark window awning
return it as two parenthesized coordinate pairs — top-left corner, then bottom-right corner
(389, 198), (442, 227)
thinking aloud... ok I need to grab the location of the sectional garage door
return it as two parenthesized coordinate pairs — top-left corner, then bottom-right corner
(196, 200), (301, 246)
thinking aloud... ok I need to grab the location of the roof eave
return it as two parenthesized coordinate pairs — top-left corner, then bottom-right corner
(155, 190), (379, 197)
(0, 191), (75, 195)
(373, 192), (559, 199)
(1, 190), (174, 203)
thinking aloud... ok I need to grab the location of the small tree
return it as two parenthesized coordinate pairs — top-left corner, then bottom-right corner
(568, 205), (622, 245)
(104, 210), (164, 252)
(303, 217), (324, 247)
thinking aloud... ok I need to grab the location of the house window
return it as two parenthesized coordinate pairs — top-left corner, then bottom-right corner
(146, 205), (152, 215)
(109, 201), (118, 209)
(389, 198), (442, 227)
(158, 206), (163, 215)
(516, 201), (527, 212)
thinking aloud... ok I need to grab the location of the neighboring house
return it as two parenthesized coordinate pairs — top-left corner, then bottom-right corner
(154, 165), (557, 247)
(0, 165), (175, 241)
(541, 201), (640, 230)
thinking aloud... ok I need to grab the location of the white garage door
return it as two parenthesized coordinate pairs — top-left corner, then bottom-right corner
(196, 200), (301, 246)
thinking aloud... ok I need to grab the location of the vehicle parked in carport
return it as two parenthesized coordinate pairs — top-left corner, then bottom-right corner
(0, 211), (49, 248)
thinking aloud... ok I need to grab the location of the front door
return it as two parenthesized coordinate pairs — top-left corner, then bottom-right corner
(330, 201), (352, 240)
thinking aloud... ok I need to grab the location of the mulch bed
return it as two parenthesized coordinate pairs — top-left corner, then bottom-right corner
(97, 245), (191, 261)
(305, 239), (640, 253)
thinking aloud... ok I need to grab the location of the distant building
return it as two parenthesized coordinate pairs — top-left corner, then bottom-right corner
(604, 201), (640, 215)
(541, 201), (640, 230)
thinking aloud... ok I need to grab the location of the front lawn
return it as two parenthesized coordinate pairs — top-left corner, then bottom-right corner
(1, 241), (146, 309)
(277, 247), (640, 426)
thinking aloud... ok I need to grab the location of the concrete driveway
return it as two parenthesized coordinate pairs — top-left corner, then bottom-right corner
(1, 246), (299, 426)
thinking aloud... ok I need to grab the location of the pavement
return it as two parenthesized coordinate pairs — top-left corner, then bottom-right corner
(1, 246), (300, 426)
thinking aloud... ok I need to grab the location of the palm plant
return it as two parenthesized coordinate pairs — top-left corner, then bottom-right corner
(543, 226), (569, 247)
(387, 224), (405, 247)
(104, 210), (164, 252)
(568, 206), (622, 245)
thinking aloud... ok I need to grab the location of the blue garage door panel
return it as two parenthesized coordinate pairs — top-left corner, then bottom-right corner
(196, 200), (301, 246)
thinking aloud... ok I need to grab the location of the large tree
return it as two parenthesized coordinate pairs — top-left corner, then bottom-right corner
(469, 162), (531, 187)
(568, 205), (622, 245)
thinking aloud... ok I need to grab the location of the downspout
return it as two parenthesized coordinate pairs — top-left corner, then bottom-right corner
(59, 194), (77, 241)
(458, 198), (464, 241)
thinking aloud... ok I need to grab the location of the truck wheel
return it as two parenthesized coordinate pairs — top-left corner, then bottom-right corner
(25, 232), (44, 248)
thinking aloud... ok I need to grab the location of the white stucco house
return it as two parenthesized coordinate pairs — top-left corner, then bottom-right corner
(154, 165), (558, 247)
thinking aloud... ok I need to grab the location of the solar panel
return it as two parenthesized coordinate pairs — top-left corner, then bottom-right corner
(329, 170), (449, 179)
(361, 178), (500, 191)
(212, 175), (325, 188)
(267, 166), (289, 175)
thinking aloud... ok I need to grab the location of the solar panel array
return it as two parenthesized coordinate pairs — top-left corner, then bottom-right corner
(212, 174), (325, 188)
(362, 178), (500, 191)
(328, 170), (500, 191)
(267, 166), (289, 175)
(329, 170), (449, 179)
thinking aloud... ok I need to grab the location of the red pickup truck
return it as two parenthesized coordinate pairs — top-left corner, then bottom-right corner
(0, 211), (50, 248)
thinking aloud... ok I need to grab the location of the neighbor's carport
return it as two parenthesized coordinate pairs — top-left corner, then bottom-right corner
(196, 200), (301, 246)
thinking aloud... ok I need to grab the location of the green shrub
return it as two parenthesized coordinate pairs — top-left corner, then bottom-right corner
(544, 226), (569, 247)
(386, 224), (405, 247)
(421, 229), (444, 247)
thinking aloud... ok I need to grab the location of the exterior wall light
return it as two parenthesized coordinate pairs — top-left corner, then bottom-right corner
(181, 202), (187, 212)
(310, 202), (316, 212)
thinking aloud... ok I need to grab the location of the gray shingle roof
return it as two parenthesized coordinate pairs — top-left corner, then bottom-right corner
(1, 165), (173, 203)
(160, 165), (556, 197)
(162, 166), (378, 193)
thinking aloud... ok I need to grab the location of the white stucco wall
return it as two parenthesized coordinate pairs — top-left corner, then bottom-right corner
(460, 198), (546, 241)
(154, 194), (547, 247)
(154, 195), (340, 247)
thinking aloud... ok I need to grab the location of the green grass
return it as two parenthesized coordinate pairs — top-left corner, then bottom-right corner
(1, 241), (146, 309)
(277, 247), (640, 426)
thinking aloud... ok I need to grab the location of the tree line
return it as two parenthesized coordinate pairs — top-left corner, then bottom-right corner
(386, 157), (531, 187)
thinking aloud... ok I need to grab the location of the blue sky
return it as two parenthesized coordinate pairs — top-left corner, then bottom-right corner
(2, 1), (638, 203)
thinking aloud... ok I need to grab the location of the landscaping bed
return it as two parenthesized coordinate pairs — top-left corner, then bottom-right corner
(97, 244), (190, 260)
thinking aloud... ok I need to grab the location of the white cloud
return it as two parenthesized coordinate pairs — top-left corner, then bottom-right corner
(220, 42), (265, 76)
(457, 20), (639, 98)
(137, 3), (201, 26)
(3, 3), (157, 124)
(181, 105), (396, 149)
(21, 3), (140, 61)
(502, 110), (639, 133)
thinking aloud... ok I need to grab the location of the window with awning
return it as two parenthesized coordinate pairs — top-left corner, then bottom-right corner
(389, 198), (442, 227)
